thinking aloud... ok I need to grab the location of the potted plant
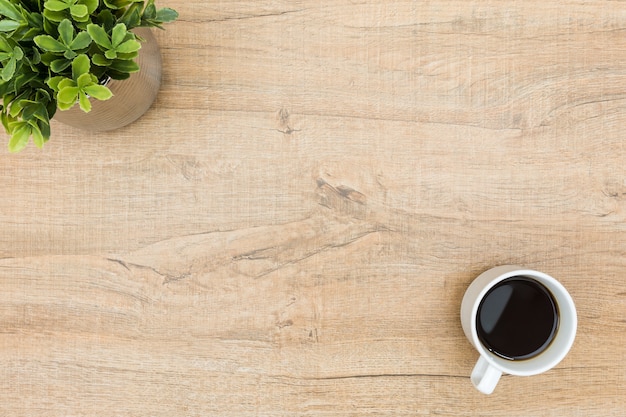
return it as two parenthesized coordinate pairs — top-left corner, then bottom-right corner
(0, 0), (178, 152)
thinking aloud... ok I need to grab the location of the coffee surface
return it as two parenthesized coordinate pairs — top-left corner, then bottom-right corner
(477, 277), (559, 360)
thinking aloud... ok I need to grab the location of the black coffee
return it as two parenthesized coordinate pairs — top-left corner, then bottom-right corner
(476, 277), (559, 360)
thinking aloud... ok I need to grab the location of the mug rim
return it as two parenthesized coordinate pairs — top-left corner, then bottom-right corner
(467, 267), (577, 376)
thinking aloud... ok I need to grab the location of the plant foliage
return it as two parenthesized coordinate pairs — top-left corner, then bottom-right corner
(0, 0), (177, 152)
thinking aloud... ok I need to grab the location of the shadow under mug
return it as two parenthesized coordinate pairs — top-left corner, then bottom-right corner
(460, 265), (577, 394)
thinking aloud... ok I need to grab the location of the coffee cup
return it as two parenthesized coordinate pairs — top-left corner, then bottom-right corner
(460, 265), (577, 394)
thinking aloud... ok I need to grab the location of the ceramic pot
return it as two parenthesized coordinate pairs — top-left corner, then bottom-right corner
(53, 27), (162, 132)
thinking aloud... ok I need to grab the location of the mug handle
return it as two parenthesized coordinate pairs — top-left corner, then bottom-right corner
(471, 356), (502, 394)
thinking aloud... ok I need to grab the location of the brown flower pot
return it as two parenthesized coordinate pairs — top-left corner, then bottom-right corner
(53, 27), (162, 132)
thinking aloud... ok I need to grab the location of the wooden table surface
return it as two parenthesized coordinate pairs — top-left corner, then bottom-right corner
(1, 1), (625, 415)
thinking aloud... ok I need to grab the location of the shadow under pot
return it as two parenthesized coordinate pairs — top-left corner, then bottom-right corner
(53, 27), (162, 132)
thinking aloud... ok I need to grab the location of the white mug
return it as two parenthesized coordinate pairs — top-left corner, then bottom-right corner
(460, 265), (577, 394)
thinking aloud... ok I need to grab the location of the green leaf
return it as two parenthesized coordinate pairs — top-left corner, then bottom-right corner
(8, 93), (27, 117)
(83, 0), (99, 14)
(58, 78), (75, 90)
(36, 88), (52, 103)
(78, 91), (91, 112)
(84, 84), (112, 100)
(70, 4), (88, 20)
(57, 100), (73, 111)
(111, 23), (127, 47)
(103, 69), (130, 80)
(102, 0), (120, 9)
(23, 27), (45, 41)
(0, 0), (24, 22)
(2, 92), (13, 107)
(29, 47), (41, 65)
(21, 103), (38, 121)
(109, 59), (139, 73)
(156, 8), (179, 23)
(38, 118), (51, 140)
(116, 39), (140, 54)
(8, 123), (30, 153)
(0, 19), (21, 32)
(31, 103), (49, 123)
(12, 46), (23, 60)
(71, 54), (90, 79)
(31, 124), (45, 149)
(143, 2), (156, 20)
(0, 36), (10, 52)
(91, 53), (111, 66)
(50, 58), (71, 73)
(104, 49), (117, 59)
(70, 31), (92, 49)
(1, 57), (15, 81)
(0, 112), (11, 132)
(57, 86), (79, 104)
(58, 19), (74, 45)
(103, 0), (141, 10)
(25, 8), (44, 29)
(44, 0), (70, 12)
(46, 75), (66, 90)
(96, 9), (115, 31)
(43, 9), (65, 23)
(63, 49), (77, 59)
(76, 72), (92, 88)
(34, 35), (66, 53)
(118, 6), (141, 28)
(13, 73), (37, 92)
(115, 51), (138, 61)
(86, 24), (112, 49)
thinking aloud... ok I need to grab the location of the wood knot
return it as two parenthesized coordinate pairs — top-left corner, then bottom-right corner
(275, 108), (300, 135)
(316, 178), (367, 205)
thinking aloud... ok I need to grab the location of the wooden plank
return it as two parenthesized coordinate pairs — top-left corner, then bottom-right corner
(1, 1), (625, 415)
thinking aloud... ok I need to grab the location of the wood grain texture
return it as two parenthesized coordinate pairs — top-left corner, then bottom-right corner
(1, 1), (626, 415)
